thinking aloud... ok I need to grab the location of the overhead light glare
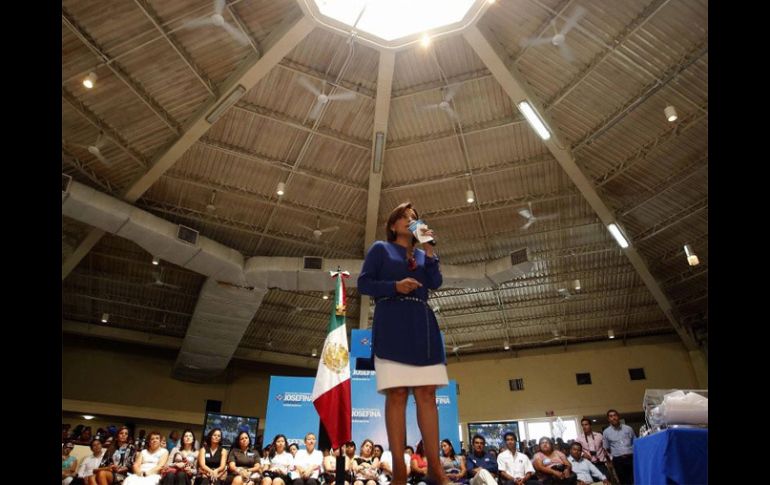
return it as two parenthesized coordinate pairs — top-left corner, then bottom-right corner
(101, 313), (109, 323)
(466, 189), (475, 204)
(684, 244), (700, 266)
(276, 182), (286, 196)
(83, 72), (98, 89)
(664, 105), (678, 122)
(516, 100), (551, 140)
(607, 223), (629, 249)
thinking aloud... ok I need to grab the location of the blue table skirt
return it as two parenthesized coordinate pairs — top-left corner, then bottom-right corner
(634, 428), (707, 485)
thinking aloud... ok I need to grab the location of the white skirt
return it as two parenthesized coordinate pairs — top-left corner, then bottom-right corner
(374, 356), (448, 394)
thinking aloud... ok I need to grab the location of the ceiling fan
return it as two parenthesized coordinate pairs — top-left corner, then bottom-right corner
(146, 268), (181, 290)
(421, 84), (460, 121)
(520, 6), (587, 63)
(445, 342), (474, 353)
(182, 0), (250, 46)
(299, 216), (339, 240)
(75, 131), (111, 165)
(297, 77), (357, 121)
(542, 328), (578, 344)
(518, 202), (558, 230)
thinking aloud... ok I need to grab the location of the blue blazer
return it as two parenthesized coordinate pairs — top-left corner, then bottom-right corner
(357, 241), (446, 366)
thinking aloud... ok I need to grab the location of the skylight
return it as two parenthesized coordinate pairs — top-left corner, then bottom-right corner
(311, 0), (478, 42)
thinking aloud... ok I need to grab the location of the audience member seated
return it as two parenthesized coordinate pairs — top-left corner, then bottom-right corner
(409, 441), (428, 485)
(377, 447), (410, 485)
(197, 428), (228, 485)
(439, 439), (467, 485)
(496, 432), (537, 485)
(70, 438), (105, 485)
(291, 432), (323, 485)
(289, 443), (299, 458)
(532, 438), (576, 485)
(574, 420), (609, 480)
(262, 434), (293, 485)
(161, 429), (198, 485)
(353, 439), (380, 485)
(322, 447), (351, 485)
(227, 431), (262, 485)
(94, 426), (137, 485)
(465, 435), (498, 485)
(566, 443), (608, 485)
(124, 431), (170, 485)
(63, 441), (78, 485)
(77, 426), (94, 446)
(167, 431), (181, 453)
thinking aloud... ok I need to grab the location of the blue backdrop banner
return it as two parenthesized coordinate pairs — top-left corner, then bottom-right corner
(263, 376), (319, 447)
(350, 329), (460, 452)
(263, 331), (460, 453)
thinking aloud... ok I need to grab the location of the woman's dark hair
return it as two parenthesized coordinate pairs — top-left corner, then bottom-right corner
(270, 434), (287, 458)
(105, 426), (132, 457)
(234, 431), (251, 452)
(205, 428), (223, 449)
(180, 429), (197, 452)
(415, 440), (425, 456)
(288, 443), (298, 451)
(374, 444), (384, 456)
(441, 439), (456, 459)
(385, 202), (419, 243)
(405, 446), (414, 454)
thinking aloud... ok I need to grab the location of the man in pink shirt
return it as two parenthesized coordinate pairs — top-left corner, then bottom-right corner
(574, 418), (610, 479)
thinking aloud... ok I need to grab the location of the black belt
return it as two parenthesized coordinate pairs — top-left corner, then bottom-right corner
(375, 296), (428, 305)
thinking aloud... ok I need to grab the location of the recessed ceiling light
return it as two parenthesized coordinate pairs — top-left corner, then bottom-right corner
(83, 72), (98, 89)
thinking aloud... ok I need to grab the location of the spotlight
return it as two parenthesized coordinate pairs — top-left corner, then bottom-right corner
(83, 72), (98, 89)
(664, 105), (678, 122)
(276, 182), (286, 196)
(101, 313), (109, 323)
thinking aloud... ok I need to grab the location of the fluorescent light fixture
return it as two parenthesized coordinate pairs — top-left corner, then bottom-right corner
(503, 340), (510, 350)
(313, 0), (476, 42)
(373, 131), (384, 173)
(608, 329), (615, 339)
(83, 415), (95, 420)
(152, 256), (160, 266)
(101, 313), (109, 323)
(312, 348), (318, 357)
(516, 101), (551, 140)
(322, 293), (329, 300)
(607, 223), (629, 249)
(573, 279), (581, 291)
(276, 182), (286, 196)
(83, 72), (98, 89)
(420, 33), (431, 47)
(206, 85), (247, 124)
(664, 105), (678, 122)
(466, 189), (475, 204)
(684, 244), (700, 266)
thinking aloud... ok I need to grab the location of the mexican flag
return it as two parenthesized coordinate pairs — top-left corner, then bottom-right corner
(311, 270), (352, 449)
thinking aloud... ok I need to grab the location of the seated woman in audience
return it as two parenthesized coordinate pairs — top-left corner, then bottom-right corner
(353, 439), (380, 485)
(78, 426), (94, 446)
(439, 439), (466, 484)
(409, 441), (428, 485)
(289, 443), (299, 458)
(197, 428), (228, 485)
(93, 426), (137, 485)
(227, 431), (261, 485)
(262, 434), (293, 485)
(124, 431), (170, 485)
(322, 447), (350, 485)
(161, 429), (198, 485)
(532, 438), (576, 485)
(63, 441), (78, 485)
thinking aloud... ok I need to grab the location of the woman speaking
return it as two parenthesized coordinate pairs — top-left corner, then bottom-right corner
(358, 202), (447, 485)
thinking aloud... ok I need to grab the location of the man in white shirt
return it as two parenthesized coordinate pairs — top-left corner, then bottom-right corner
(496, 432), (538, 485)
(73, 438), (105, 484)
(567, 443), (609, 485)
(378, 449), (411, 485)
(292, 433), (324, 485)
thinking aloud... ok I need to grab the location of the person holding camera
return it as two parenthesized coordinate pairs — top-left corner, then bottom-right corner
(574, 419), (609, 479)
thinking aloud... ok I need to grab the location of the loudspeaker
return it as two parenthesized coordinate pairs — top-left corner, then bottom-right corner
(205, 399), (222, 413)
